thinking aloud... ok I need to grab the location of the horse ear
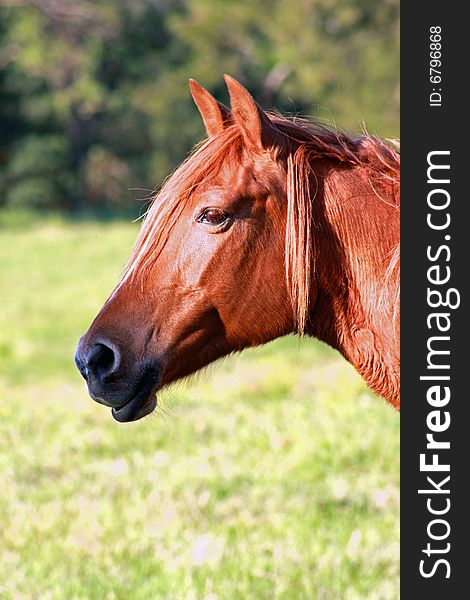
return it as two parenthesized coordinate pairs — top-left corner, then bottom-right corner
(189, 79), (231, 138)
(224, 74), (277, 152)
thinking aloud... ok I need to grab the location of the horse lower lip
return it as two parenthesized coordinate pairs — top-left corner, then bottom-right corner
(111, 392), (157, 423)
(108, 366), (160, 422)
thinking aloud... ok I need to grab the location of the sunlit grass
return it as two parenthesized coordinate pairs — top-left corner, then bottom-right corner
(0, 215), (399, 599)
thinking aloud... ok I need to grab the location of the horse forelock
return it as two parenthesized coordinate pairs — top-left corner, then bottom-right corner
(123, 126), (244, 284)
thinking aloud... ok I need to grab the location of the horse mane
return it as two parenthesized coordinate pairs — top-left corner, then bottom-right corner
(124, 114), (400, 333)
(270, 116), (399, 332)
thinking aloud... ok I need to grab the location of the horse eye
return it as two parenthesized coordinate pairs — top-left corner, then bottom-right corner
(197, 208), (228, 225)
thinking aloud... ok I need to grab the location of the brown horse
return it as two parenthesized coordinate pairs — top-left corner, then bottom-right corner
(75, 75), (400, 423)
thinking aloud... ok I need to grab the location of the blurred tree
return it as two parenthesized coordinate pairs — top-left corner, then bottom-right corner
(0, 0), (399, 213)
(0, 0), (182, 211)
(167, 0), (399, 131)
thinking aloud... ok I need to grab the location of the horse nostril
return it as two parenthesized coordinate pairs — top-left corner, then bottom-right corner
(85, 341), (121, 382)
(74, 350), (89, 381)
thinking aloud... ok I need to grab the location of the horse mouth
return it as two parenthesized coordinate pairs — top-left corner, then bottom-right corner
(111, 367), (160, 423)
(112, 390), (157, 423)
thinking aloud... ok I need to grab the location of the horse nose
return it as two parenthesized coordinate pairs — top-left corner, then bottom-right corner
(76, 339), (121, 384)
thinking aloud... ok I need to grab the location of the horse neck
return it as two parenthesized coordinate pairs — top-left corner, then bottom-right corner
(307, 161), (400, 408)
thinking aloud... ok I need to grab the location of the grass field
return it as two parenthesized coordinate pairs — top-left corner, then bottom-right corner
(0, 212), (399, 599)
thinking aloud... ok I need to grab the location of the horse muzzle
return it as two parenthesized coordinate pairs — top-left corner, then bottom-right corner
(74, 335), (160, 422)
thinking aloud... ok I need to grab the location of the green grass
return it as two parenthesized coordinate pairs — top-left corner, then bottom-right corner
(0, 214), (399, 599)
